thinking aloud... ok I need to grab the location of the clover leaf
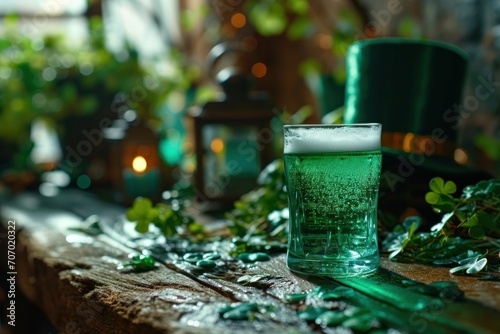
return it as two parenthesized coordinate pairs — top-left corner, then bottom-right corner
(460, 210), (497, 239)
(125, 197), (200, 238)
(125, 198), (159, 233)
(425, 177), (457, 212)
(119, 254), (156, 272)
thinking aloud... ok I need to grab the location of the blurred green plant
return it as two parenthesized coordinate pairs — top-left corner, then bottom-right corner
(126, 197), (205, 239)
(245, 0), (312, 39)
(475, 134), (500, 160)
(0, 15), (200, 146)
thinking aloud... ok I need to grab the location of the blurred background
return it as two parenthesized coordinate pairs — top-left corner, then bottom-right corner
(0, 0), (499, 204)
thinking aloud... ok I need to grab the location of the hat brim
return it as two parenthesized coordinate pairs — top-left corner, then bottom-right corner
(381, 146), (491, 179)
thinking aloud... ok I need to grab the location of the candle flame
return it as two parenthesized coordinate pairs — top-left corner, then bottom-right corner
(132, 156), (147, 172)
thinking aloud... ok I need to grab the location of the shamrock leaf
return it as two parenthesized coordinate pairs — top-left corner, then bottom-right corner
(461, 212), (495, 239)
(119, 254), (156, 272)
(388, 217), (421, 259)
(425, 177), (458, 212)
(125, 198), (159, 233)
(429, 177), (457, 195)
(461, 213), (479, 228)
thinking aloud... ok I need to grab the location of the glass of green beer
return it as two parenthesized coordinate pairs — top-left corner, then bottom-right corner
(284, 123), (382, 277)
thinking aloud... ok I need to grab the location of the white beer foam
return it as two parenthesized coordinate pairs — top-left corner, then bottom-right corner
(284, 125), (381, 154)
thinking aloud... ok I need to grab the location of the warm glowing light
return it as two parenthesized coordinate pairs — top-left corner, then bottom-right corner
(132, 156), (147, 172)
(210, 138), (224, 154)
(252, 62), (267, 78)
(231, 13), (246, 28)
(454, 148), (469, 165)
(402, 133), (415, 152)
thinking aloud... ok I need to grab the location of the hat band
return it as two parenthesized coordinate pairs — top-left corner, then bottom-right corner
(382, 132), (455, 157)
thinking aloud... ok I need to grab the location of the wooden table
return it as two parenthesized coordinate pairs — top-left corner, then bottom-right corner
(1, 190), (499, 333)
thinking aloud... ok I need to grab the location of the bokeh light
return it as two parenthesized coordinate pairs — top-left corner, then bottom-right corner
(210, 137), (224, 154)
(231, 13), (246, 28)
(132, 156), (147, 172)
(454, 148), (469, 165)
(251, 62), (267, 78)
(77, 175), (91, 189)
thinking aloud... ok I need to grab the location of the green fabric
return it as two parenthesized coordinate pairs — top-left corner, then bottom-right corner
(344, 38), (468, 142)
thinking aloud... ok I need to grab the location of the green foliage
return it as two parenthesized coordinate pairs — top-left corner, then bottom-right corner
(397, 17), (423, 38)
(119, 253), (156, 272)
(425, 178), (500, 239)
(386, 217), (421, 259)
(385, 178), (500, 276)
(219, 302), (276, 321)
(424, 177), (457, 212)
(475, 134), (500, 160)
(125, 197), (202, 238)
(290, 286), (383, 331)
(225, 159), (289, 240)
(126, 198), (159, 233)
(298, 59), (322, 77)
(332, 8), (362, 57)
(246, 0), (311, 38)
(0, 16), (197, 146)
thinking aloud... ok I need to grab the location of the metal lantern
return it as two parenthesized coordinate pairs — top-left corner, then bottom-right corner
(189, 68), (276, 205)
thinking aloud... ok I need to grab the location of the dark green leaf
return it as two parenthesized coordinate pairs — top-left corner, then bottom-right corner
(342, 313), (379, 331)
(120, 254), (156, 272)
(287, 16), (311, 40)
(196, 259), (217, 268)
(220, 303), (259, 320)
(283, 292), (308, 303)
(315, 311), (347, 327)
(287, 0), (309, 14)
(469, 226), (485, 239)
(297, 307), (328, 321)
(477, 211), (496, 229)
(462, 214), (479, 227)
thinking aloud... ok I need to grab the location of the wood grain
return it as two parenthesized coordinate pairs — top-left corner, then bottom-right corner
(2, 190), (499, 334)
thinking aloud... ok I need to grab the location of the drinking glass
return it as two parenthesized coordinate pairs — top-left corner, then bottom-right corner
(284, 123), (382, 277)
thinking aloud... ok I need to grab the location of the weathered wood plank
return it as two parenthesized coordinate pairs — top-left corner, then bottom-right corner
(2, 190), (500, 334)
(1, 202), (235, 334)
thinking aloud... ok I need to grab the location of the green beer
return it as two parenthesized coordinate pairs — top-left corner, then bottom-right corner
(284, 124), (382, 277)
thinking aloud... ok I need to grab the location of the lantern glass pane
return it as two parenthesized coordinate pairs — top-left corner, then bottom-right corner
(202, 125), (260, 198)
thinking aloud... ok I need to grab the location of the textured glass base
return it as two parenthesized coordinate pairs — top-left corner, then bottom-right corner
(287, 252), (379, 278)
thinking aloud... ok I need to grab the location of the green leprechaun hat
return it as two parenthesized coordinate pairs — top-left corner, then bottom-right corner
(344, 38), (467, 154)
(344, 38), (492, 176)
(343, 38), (491, 222)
